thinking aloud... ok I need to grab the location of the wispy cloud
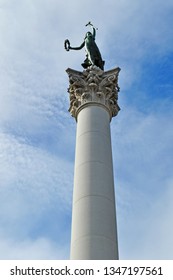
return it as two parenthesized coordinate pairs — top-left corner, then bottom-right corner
(0, 237), (69, 260)
(112, 100), (173, 259)
(0, 132), (73, 258)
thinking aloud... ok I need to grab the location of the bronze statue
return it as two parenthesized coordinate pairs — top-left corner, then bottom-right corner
(64, 22), (105, 70)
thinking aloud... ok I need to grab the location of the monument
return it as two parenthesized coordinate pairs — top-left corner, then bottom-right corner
(65, 22), (121, 260)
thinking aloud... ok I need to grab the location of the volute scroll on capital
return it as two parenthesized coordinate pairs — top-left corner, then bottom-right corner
(66, 66), (121, 120)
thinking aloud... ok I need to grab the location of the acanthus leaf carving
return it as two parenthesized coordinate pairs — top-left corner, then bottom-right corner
(66, 66), (120, 119)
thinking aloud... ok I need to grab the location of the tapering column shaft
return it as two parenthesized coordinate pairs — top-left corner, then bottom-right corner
(70, 104), (119, 259)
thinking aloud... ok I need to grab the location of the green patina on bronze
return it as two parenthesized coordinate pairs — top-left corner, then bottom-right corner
(64, 22), (105, 70)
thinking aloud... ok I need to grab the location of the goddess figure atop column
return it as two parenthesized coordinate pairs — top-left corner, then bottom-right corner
(64, 22), (105, 70)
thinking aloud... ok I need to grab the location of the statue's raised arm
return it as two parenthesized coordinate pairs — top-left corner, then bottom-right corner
(86, 21), (96, 40)
(64, 22), (104, 70)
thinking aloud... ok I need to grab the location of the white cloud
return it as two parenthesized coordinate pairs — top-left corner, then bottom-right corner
(0, 130), (73, 259)
(111, 101), (173, 259)
(118, 179), (173, 259)
(0, 237), (69, 260)
(0, 132), (73, 206)
(142, 179), (173, 259)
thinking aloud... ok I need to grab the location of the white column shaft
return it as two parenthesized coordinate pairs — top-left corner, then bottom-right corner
(70, 105), (119, 259)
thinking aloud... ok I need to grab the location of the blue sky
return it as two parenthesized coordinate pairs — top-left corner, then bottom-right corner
(0, 0), (173, 259)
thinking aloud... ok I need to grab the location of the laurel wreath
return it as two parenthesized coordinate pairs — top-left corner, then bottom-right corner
(64, 39), (70, 51)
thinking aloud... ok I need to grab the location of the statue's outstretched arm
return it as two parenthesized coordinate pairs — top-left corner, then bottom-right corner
(69, 41), (85, 50)
(64, 39), (85, 51)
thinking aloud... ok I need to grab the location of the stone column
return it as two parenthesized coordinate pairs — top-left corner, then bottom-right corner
(66, 66), (120, 260)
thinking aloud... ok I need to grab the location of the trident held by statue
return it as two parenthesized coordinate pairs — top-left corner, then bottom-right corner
(85, 21), (98, 30)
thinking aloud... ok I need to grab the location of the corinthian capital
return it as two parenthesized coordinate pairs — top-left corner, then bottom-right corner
(66, 66), (121, 120)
